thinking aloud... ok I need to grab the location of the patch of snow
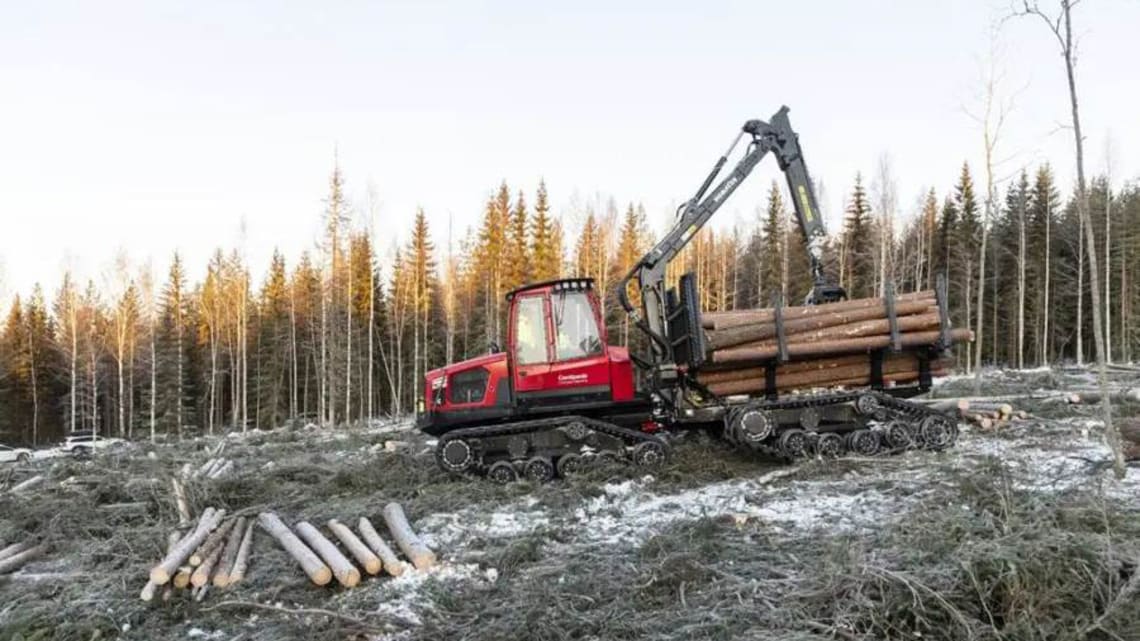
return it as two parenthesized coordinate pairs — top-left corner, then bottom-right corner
(370, 563), (488, 627)
(420, 499), (551, 549)
(574, 467), (904, 544)
(187, 629), (224, 639)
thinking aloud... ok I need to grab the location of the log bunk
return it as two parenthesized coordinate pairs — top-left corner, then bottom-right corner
(681, 277), (972, 459)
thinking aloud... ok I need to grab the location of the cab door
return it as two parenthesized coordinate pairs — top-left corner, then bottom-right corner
(510, 293), (553, 397)
(544, 289), (612, 405)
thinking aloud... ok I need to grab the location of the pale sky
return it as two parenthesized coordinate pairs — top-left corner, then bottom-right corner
(2, 1), (1138, 306)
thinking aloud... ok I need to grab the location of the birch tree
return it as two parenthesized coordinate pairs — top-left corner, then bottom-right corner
(1012, 0), (1125, 478)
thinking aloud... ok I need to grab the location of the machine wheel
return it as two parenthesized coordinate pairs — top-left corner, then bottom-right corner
(438, 440), (474, 473)
(523, 457), (555, 483)
(778, 429), (809, 458)
(563, 421), (589, 441)
(556, 453), (583, 477)
(735, 408), (775, 445)
(632, 441), (668, 467)
(846, 429), (881, 456)
(884, 421), (913, 449)
(854, 394), (880, 416)
(920, 415), (956, 450)
(815, 432), (845, 458)
(487, 461), (518, 484)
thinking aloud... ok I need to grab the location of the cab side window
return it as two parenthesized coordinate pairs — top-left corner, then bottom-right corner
(514, 296), (549, 364)
(554, 291), (604, 361)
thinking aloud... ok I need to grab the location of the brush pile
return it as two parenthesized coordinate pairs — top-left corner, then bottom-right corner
(697, 288), (973, 396)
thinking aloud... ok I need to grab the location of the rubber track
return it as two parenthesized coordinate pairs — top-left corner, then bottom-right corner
(436, 414), (667, 473)
(729, 389), (957, 457)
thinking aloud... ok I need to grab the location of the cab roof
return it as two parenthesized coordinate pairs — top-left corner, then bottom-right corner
(505, 278), (594, 302)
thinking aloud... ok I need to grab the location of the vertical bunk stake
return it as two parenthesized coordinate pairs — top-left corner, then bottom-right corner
(885, 281), (900, 352)
(771, 291), (789, 364)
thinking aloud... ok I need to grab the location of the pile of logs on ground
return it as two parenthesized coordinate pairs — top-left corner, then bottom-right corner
(696, 289), (973, 396)
(258, 502), (436, 589)
(183, 457), (236, 480)
(924, 398), (1027, 431)
(144, 507), (255, 602)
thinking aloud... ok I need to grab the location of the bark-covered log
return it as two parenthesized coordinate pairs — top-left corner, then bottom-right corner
(229, 521), (255, 584)
(207, 460), (235, 480)
(258, 512), (331, 586)
(710, 328), (973, 365)
(327, 519), (382, 576)
(190, 517), (238, 566)
(190, 538), (226, 587)
(698, 354), (874, 383)
(212, 516), (247, 587)
(295, 521), (360, 588)
(701, 291), (935, 329)
(357, 517), (405, 577)
(0, 541), (32, 563)
(195, 458), (217, 479)
(710, 312), (942, 355)
(8, 475), (45, 494)
(149, 508), (225, 585)
(382, 503), (437, 570)
(705, 300), (933, 350)
(0, 543), (47, 574)
(141, 531), (182, 601)
(171, 478), (191, 528)
(704, 357), (949, 396)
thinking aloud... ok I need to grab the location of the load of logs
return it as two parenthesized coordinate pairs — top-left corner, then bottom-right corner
(143, 502), (435, 601)
(696, 288), (973, 396)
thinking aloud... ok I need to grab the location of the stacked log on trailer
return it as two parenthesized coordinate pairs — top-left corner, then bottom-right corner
(697, 288), (973, 396)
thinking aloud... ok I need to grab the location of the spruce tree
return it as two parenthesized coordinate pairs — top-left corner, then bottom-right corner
(843, 174), (874, 299)
(531, 180), (560, 281)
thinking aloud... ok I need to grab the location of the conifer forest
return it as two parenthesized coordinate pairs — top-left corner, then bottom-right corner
(2, 161), (1139, 446)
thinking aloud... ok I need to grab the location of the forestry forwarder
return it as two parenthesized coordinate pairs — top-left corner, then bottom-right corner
(417, 106), (958, 483)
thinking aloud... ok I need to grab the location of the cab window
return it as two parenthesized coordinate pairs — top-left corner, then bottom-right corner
(554, 291), (604, 361)
(514, 296), (549, 364)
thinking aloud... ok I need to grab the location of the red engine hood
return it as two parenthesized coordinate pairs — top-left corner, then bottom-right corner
(426, 351), (508, 379)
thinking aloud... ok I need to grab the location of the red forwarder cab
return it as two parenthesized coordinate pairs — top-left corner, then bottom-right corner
(417, 279), (649, 437)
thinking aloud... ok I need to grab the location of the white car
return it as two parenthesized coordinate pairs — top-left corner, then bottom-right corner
(60, 431), (124, 458)
(0, 444), (34, 464)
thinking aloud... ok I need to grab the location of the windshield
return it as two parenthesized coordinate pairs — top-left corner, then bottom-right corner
(554, 291), (603, 361)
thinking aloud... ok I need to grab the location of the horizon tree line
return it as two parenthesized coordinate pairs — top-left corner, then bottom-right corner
(1, 159), (1139, 446)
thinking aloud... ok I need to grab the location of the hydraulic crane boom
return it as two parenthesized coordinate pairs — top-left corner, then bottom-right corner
(618, 106), (844, 383)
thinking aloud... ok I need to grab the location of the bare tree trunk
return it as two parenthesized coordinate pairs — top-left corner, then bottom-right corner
(345, 237), (353, 425)
(1104, 160), (1112, 362)
(27, 327), (38, 445)
(70, 297), (77, 434)
(1043, 199), (1051, 364)
(1017, 0), (1124, 477)
(1077, 223), (1084, 365)
(367, 238), (375, 420)
(1017, 190), (1026, 369)
(150, 314), (156, 442)
(289, 285), (298, 420)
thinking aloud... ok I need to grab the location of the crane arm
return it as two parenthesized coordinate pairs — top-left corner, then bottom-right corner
(617, 106), (842, 380)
